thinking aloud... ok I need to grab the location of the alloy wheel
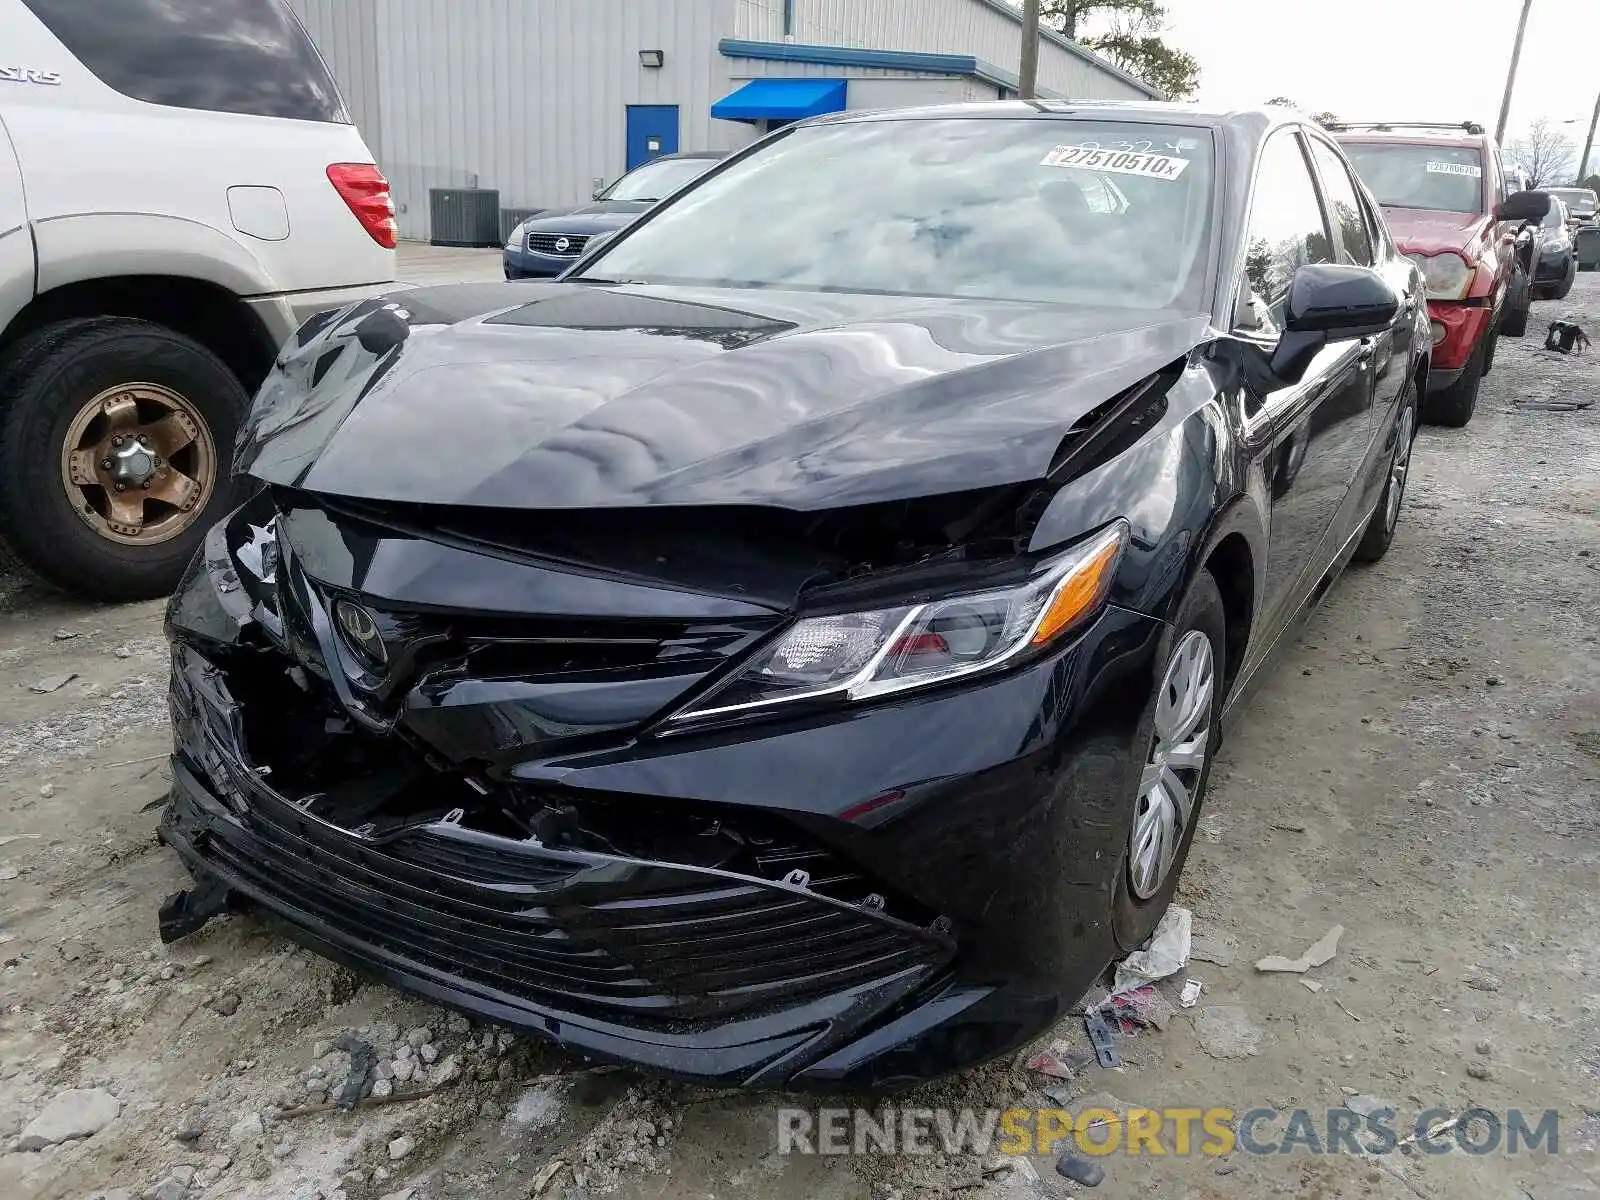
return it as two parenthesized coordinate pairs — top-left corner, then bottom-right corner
(1384, 405), (1416, 534)
(59, 383), (217, 546)
(1129, 629), (1214, 900)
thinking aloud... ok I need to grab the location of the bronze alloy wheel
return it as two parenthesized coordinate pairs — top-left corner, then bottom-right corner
(58, 382), (217, 546)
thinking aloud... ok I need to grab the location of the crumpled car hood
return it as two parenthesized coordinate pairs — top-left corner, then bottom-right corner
(237, 282), (1211, 511)
(1382, 206), (1492, 257)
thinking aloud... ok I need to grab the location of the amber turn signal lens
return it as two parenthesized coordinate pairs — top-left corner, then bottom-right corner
(1031, 525), (1126, 647)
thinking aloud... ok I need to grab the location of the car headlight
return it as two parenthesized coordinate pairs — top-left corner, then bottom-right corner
(1406, 252), (1473, 300)
(673, 521), (1128, 722)
(504, 224), (525, 251)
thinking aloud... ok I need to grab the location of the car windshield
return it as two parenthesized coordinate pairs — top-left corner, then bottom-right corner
(602, 158), (719, 202)
(1341, 142), (1485, 214)
(1547, 187), (1597, 216)
(578, 118), (1216, 308)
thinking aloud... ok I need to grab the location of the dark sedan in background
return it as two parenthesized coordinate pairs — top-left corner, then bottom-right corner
(162, 103), (1429, 1090)
(502, 151), (725, 278)
(1533, 195), (1576, 300)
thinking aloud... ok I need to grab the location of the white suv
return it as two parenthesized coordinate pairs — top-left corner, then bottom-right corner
(0, 0), (395, 600)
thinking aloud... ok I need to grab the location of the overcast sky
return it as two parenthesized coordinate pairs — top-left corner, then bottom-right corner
(1157, 0), (1599, 165)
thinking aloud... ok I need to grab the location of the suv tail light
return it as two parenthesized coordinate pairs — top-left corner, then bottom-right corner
(326, 163), (398, 249)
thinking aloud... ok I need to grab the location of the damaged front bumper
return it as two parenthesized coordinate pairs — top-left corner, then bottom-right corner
(160, 496), (1165, 1089)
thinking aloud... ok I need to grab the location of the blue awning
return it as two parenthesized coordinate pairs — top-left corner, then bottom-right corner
(711, 78), (847, 123)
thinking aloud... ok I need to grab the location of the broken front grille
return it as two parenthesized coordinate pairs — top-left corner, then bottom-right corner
(197, 786), (949, 1031)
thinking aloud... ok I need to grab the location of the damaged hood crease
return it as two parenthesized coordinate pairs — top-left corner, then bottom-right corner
(238, 284), (1210, 512)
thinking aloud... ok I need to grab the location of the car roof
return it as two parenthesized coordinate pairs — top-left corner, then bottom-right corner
(1329, 129), (1491, 151)
(645, 151), (727, 161)
(808, 99), (1290, 137)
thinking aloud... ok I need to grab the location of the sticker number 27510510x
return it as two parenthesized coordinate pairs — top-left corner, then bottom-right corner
(1040, 146), (1191, 180)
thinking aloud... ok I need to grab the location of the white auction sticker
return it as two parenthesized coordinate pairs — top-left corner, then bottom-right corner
(1425, 160), (1482, 177)
(1041, 145), (1190, 180)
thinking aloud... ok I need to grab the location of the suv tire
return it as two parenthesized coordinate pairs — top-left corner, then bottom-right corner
(0, 318), (250, 601)
(1422, 336), (1484, 428)
(1500, 277), (1532, 337)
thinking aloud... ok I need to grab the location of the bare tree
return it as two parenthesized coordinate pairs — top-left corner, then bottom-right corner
(1042, 0), (1162, 39)
(1039, 0), (1200, 98)
(1506, 118), (1577, 188)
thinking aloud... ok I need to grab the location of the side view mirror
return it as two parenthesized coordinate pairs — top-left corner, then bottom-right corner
(560, 230), (617, 277)
(1495, 189), (1551, 223)
(1269, 264), (1399, 385)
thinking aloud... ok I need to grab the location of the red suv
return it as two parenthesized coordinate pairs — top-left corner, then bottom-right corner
(1334, 123), (1542, 426)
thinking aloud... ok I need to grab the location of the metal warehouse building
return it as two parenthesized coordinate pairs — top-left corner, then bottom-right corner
(288, 0), (1159, 242)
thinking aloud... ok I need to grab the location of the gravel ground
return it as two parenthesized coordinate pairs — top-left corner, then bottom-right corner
(0, 274), (1596, 1200)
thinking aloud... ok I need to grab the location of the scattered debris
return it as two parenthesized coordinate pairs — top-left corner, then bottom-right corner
(1396, 1113), (1461, 1149)
(332, 1032), (377, 1109)
(1110, 984), (1176, 1031)
(1467, 1062), (1493, 1081)
(1112, 905), (1191, 994)
(52, 629), (78, 641)
(1255, 925), (1343, 974)
(1270, 822), (1306, 833)
(1300, 979), (1323, 993)
(279, 1085), (439, 1120)
(1084, 1010), (1122, 1068)
(1192, 1005), (1264, 1060)
(209, 992), (242, 1017)
(1027, 1042), (1092, 1082)
(1055, 1153), (1106, 1187)
(387, 1134), (416, 1161)
(18, 1087), (122, 1150)
(1543, 320), (1591, 354)
(1179, 978), (1204, 1008)
(29, 673), (78, 694)
(531, 1158), (570, 1196)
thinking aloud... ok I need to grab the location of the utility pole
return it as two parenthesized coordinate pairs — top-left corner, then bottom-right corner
(1019, 0), (1042, 100)
(1579, 89), (1600, 184)
(1495, 0), (1533, 143)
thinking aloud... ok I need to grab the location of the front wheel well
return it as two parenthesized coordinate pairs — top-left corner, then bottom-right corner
(1, 276), (278, 395)
(1204, 533), (1254, 691)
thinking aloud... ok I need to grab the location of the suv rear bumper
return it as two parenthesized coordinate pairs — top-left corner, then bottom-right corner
(245, 282), (399, 348)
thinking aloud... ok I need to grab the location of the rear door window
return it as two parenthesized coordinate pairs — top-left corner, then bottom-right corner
(1306, 139), (1374, 266)
(22, 0), (348, 123)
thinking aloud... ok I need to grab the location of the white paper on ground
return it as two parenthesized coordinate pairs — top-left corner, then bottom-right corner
(1112, 905), (1192, 995)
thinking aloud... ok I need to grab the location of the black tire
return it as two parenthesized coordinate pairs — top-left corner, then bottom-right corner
(1112, 570), (1226, 951)
(1500, 281), (1532, 337)
(1354, 384), (1418, 564)
(1555, 258), (1576, 300)
(1480, 327), (1498, 376)
(0, 318), (250, 601)
(1421, 336), (1483, 428)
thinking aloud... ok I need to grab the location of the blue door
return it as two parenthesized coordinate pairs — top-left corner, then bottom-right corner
(625, 105), (679, 170)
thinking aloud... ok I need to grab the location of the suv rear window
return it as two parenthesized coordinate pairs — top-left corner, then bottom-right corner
(23, 0), (348, 123)
(1340, 142), (1485, 214)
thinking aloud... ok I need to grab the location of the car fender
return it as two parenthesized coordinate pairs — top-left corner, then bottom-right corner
(31, 211), (279, 301)
(1027, 359), (1261, 631)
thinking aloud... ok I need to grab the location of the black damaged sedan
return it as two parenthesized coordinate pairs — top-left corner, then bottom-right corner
(162, 103), (1428, 1090)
